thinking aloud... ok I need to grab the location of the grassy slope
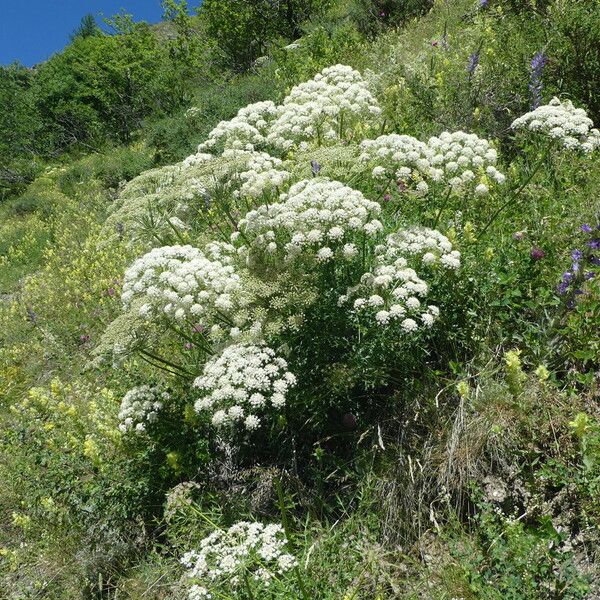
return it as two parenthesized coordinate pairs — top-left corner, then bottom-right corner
(1, 0), (600, 598)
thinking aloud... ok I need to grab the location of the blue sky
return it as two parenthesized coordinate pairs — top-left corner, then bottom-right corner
(0, 1), (195, 67)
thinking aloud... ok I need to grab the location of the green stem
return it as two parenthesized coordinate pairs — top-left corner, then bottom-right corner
(294, 566), (310, 600)
(432, 186), (453, 228)
(478, 141), (555, 240)
(243, 572), (255, 600)
(139, 349), (194, 378)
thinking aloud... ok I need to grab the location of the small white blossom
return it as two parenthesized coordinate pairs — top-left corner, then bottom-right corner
(511, 97), (600, 152)
(118, 385), (169, 433)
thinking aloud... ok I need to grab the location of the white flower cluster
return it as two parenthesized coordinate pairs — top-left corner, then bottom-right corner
(340, 228), (459, 328)
(118, 385), (169, 433)
(236, 178), (383, 263)
(197, 66), (380, 156)
(121, 245), (245, 331)
(426, 131), (505, 194)
(224, 150), (291, 199)
(360, 131), (505, 196)
(185, 106), (202, 120)
(181, 521), (297, 598)
(198, 101), (279, 153)
(359, 134), (431, 193)
(267, 64), (381, 151)
(181, 521), (298, 600)
(383, 227), (461, 270)
(511, 97), (600, 152)
(194, 344), (296, 431)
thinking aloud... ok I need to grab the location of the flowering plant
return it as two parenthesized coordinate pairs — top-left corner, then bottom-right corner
(193, 344), (296, 432)
(181, 521), (298, 598)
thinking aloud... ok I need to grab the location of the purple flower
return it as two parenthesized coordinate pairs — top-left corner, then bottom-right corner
(557, 281), (570, 295)
(590, 256), (600, 266)
(479, 0), (489, 7)
(529, 51), (547, 110)
(530, 247), (545, 261)
(192, 323), (205, 334)
(184, 342), (194, 350)
(311, 160), (321, 176)
(581, 224), (593, 233)
(467, 52), (480, 76)
(383, 193), (392, 202)
(80, 334), (90, 344)
(587, 239), (600, 250)
(562, 271), (574, 282)
(571, 249), (584, 261)
(584, 271), (596, 281)
(106, 287), (116, 297)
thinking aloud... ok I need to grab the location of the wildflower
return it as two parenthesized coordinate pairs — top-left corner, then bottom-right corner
(535, 365), (550, 382)
(346, 227), (458, 328)
(529, 51), (547, 110)
(237, 178), (382, 264)
(467, 52), (480, 77)
(530, 247), (545, 260)
(121, 245), (247, 337)
(456, 380), (470, 399)
(267, 65), (381, 151)
(118, 385), (169, 433)
(181, 521), (297, 598)
(360, 131), (504, 196)
(512, 98), (600, 152)
(194, 344), (296, 433)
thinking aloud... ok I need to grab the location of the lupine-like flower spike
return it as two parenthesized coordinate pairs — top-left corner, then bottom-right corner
(511, 97), (600, 152)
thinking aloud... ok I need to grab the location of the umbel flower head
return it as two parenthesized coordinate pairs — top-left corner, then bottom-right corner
(360, 131), (504, 196)
(235, 177), (383, 264)
(194, 344), (297, 432)
(196, 65), (380, 156)
(198, 100), (279, 154)
(340, 227), (460, 329)
(512, 97), (600, 152)
(181, 521), (297, 598)
(118, 385), (170, 433)
(266, 64), (381, 151)
(121, 245), (247, 337)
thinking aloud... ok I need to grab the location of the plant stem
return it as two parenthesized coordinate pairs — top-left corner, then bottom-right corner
(432, 186), (453, 228)
(478, 141), (556, 240)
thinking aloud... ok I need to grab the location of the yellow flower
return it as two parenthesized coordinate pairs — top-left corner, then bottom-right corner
(535, 365), (550, 382)
(456, 380), (470, 399)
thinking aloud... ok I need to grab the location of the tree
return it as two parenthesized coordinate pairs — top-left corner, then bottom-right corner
(199, 0), (330, 70)
(70, 14), (101, 41)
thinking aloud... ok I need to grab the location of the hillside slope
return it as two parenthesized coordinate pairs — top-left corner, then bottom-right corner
(1, 1), (600, 598)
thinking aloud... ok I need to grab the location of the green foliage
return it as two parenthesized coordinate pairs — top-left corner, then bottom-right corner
(2, 0), (600, 597)
(349, 0), (434, 37)
(69, 14), (101, 41)
(199, 0), (332, 70)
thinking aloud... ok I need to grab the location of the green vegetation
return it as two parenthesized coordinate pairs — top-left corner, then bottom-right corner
(1, 0), (600, 598)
